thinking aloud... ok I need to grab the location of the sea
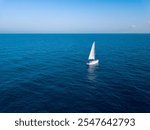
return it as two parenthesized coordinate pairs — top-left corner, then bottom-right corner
(0, 34), (150, 113)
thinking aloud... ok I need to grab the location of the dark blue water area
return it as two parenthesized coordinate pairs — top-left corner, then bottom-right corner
(0, 34), (150, 113)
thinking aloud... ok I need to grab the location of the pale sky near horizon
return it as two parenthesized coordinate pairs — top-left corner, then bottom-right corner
(0, 0), (150, 33)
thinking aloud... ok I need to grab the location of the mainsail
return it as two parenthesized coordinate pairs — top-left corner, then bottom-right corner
(88, 41), (95, 60)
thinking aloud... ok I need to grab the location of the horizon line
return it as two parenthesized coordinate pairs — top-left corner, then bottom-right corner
(0, 32), (150, 34)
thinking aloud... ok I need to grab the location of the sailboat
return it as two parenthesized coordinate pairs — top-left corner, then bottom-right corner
(87, 41), (99, 65)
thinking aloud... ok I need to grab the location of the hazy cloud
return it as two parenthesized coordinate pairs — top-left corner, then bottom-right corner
(130, 25), (137, 28)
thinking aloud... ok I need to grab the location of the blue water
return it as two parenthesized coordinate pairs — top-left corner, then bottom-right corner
(0, 34), (150, 113)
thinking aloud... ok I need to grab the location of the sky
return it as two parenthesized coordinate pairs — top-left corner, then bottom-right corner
(0, 0), (150, 33)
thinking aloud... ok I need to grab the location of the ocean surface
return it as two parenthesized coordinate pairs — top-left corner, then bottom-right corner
(0, 34), (150, 113)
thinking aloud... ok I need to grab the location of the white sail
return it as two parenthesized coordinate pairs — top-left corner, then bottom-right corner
(88, 41), (95, 60)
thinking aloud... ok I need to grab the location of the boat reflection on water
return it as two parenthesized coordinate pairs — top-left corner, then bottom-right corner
(87, 64), (99, 81)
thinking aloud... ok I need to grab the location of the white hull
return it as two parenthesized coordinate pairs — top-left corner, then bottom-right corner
(87, 59), (99, 65)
